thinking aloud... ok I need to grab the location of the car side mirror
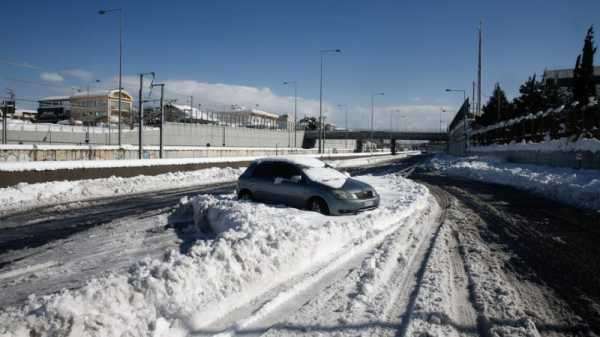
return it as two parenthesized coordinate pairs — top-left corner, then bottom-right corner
(274, 177), (284, 184)
(290, 175), (302, 183)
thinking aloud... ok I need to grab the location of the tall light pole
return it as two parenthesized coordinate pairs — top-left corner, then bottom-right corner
(370, 92), (384, 149)
(319, 49), (341, 153)
(337, 104), (348, 149)
(440, 108), (447, 133)
(283, 81), (297, 148)
(445, 88), (466, 103)
(99, 8), (123, 145)
(138, 72), (155, 159)
(398, 114), (407, 132)
(151, 83), (165, 158)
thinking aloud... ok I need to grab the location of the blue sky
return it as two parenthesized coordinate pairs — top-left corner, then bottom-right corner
(2, 0), (599, 129)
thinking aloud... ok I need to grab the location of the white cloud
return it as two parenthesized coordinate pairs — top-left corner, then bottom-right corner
(40, 72), (64, 82)
(62, 69), (93, 81)
(116, 76), (452, 130)
(120, 77), (332, 119)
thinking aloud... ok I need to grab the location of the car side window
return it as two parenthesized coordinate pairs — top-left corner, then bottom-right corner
(273, 163), (302, 180)
(252, 162), (274, 180)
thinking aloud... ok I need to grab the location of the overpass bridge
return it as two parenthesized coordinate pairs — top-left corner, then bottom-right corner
(304, 129), (447, 141)
(303, 129), (448, 153)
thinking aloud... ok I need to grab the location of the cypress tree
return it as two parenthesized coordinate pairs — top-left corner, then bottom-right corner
(513, 74), (545, 116)
(573, 26), (597, 104)
(481, 83), (512, 126)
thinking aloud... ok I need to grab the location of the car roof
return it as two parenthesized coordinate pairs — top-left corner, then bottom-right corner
(254, 156), (326, 168)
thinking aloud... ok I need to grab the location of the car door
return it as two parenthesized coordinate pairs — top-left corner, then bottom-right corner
(248, 162), (277, 203)
(271, 162), (308, 208)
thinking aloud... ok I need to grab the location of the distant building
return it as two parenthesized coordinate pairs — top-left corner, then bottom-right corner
(37, 89), (133, 125)
(543, 66), (600, 97)
(277, 114), (289, 129)
(70, 89), (133, 125)
(217, 105), (281, 128)
(162, 104), (218, 124)
(37, 96), (71, 123)
(13, 109), (38, 121)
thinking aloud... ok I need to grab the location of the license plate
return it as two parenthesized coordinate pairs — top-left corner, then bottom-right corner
(363, 200), (375, 207)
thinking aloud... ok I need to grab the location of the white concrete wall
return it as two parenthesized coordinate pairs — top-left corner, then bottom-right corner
(1, 122), (305, 148)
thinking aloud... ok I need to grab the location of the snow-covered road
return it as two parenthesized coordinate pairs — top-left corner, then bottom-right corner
(1, 155), (598, 336)
(0, 159), (441, 337)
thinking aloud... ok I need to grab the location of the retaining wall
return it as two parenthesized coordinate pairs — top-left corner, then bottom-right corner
(0, 145), (339, 162)
(1, 122), (307, 148)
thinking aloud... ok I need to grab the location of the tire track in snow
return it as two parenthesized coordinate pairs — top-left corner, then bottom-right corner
(223, 190), (444, 337)
(190, 196), (441, 337)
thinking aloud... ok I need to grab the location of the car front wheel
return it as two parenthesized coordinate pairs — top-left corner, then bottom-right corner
(238, 190), (253, 201)
(308, 197), (330, 215)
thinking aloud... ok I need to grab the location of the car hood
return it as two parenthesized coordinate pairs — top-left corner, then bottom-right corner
(339, 177), (373, 192)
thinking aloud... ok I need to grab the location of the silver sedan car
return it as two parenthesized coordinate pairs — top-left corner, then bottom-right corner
(237, 157), (379, 215)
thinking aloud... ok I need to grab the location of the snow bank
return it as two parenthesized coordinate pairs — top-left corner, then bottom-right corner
(427, 155), (600, 210)
(470, 137), (600, 153)
(0, 167), (244, 218)
(0, 174), (432, 337)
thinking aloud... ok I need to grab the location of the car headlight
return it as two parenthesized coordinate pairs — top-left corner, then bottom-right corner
(333, 190), (358, 200)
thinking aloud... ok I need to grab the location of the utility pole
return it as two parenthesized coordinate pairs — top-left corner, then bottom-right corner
(472, 81), (476, 115)
(477, 21), (483, 116)
(138, 74), (143, 158)
(2, 90), (15, 144)
(318, 49), (341, 153)
(190, 96), (194, 122)
(370, 93), (384, 149)
(138, 72), (155, 159)
(152, 83), (165, 158)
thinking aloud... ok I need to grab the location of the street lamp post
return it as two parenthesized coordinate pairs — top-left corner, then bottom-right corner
(445, 88), (466, 103)
(283, 81), (297, 148)
(337, 104), (348, 149)
(99, 8), (123, 145)
(319, 49), (341, 153)
(137, 72), (155, 159)
(151, 83), (165, 158)
(370, 92), (384, 150)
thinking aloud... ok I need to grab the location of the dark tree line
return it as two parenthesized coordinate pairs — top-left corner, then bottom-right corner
(473, 26), (600, 144)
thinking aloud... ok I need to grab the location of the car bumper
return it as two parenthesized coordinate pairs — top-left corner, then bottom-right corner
(328, 197), (380, 215)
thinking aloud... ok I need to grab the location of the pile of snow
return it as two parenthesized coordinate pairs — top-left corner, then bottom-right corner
(0, 167), (244, 217)
(470, 137), (600, 153)
(427, 155), (600, 210)
(0, 174), (433, 337)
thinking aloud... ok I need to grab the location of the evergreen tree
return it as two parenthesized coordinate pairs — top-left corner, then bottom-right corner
(573, 26), (597, 104)
(513, 74), (545, 116)
(541, 78), (568, 109)
(480, 83), (512, 126)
